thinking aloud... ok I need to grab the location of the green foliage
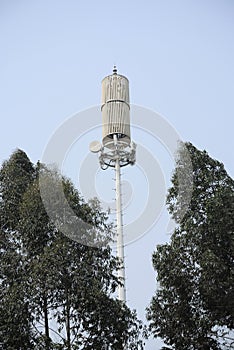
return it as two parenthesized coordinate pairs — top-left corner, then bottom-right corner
(147, 142), (234, 350)
(0, 149), (35, 230)
(0, 150), (36, 349)
(0, 150), (144, 349)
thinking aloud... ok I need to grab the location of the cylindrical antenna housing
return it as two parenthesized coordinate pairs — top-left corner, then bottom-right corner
(101, 67), (131, 148)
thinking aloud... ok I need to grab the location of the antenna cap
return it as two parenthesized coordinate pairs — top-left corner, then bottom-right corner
(113, 65), (117, 75)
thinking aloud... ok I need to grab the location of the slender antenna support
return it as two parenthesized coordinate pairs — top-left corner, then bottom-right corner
(90, 67), (136, 303)
(114, 134), (126, 302)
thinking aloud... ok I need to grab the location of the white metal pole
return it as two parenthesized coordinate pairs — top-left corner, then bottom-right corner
(114, 135), (126, 302)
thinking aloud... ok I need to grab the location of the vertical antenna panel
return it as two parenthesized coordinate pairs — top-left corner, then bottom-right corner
(101, 72), (131, 148)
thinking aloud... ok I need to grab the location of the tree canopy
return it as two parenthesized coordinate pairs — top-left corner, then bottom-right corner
(0, 149), (144, 350)
(147, 142), (234, 350)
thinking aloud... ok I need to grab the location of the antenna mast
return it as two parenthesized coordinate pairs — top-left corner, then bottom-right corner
(90, 66), (136, 302)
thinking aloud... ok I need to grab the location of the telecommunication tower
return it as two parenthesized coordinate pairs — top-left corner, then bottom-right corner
(90, 67), (136, 302)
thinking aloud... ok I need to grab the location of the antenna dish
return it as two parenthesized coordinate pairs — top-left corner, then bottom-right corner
(89, 140), (102, 153)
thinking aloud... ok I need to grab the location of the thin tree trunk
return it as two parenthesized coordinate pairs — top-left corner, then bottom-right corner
(65, 288), (71, 350)
(43, 294), (50, 349)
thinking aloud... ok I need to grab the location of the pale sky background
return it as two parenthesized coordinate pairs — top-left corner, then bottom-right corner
(1, 1), (234, 349)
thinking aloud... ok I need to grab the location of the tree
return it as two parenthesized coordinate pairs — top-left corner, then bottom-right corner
(147, 142), (234, 350)
(0, 151), (145, 349)
(0, 149), (37, 349)
(19, 166), (144, 349)
(0, 149), (35, 230)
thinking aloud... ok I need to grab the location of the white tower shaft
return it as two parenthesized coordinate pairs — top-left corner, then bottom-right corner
(90, 67), (136, 303)
(114, 135), (126, 302)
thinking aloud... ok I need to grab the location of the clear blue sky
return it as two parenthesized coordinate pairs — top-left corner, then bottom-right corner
(1, 1), (234, 349)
